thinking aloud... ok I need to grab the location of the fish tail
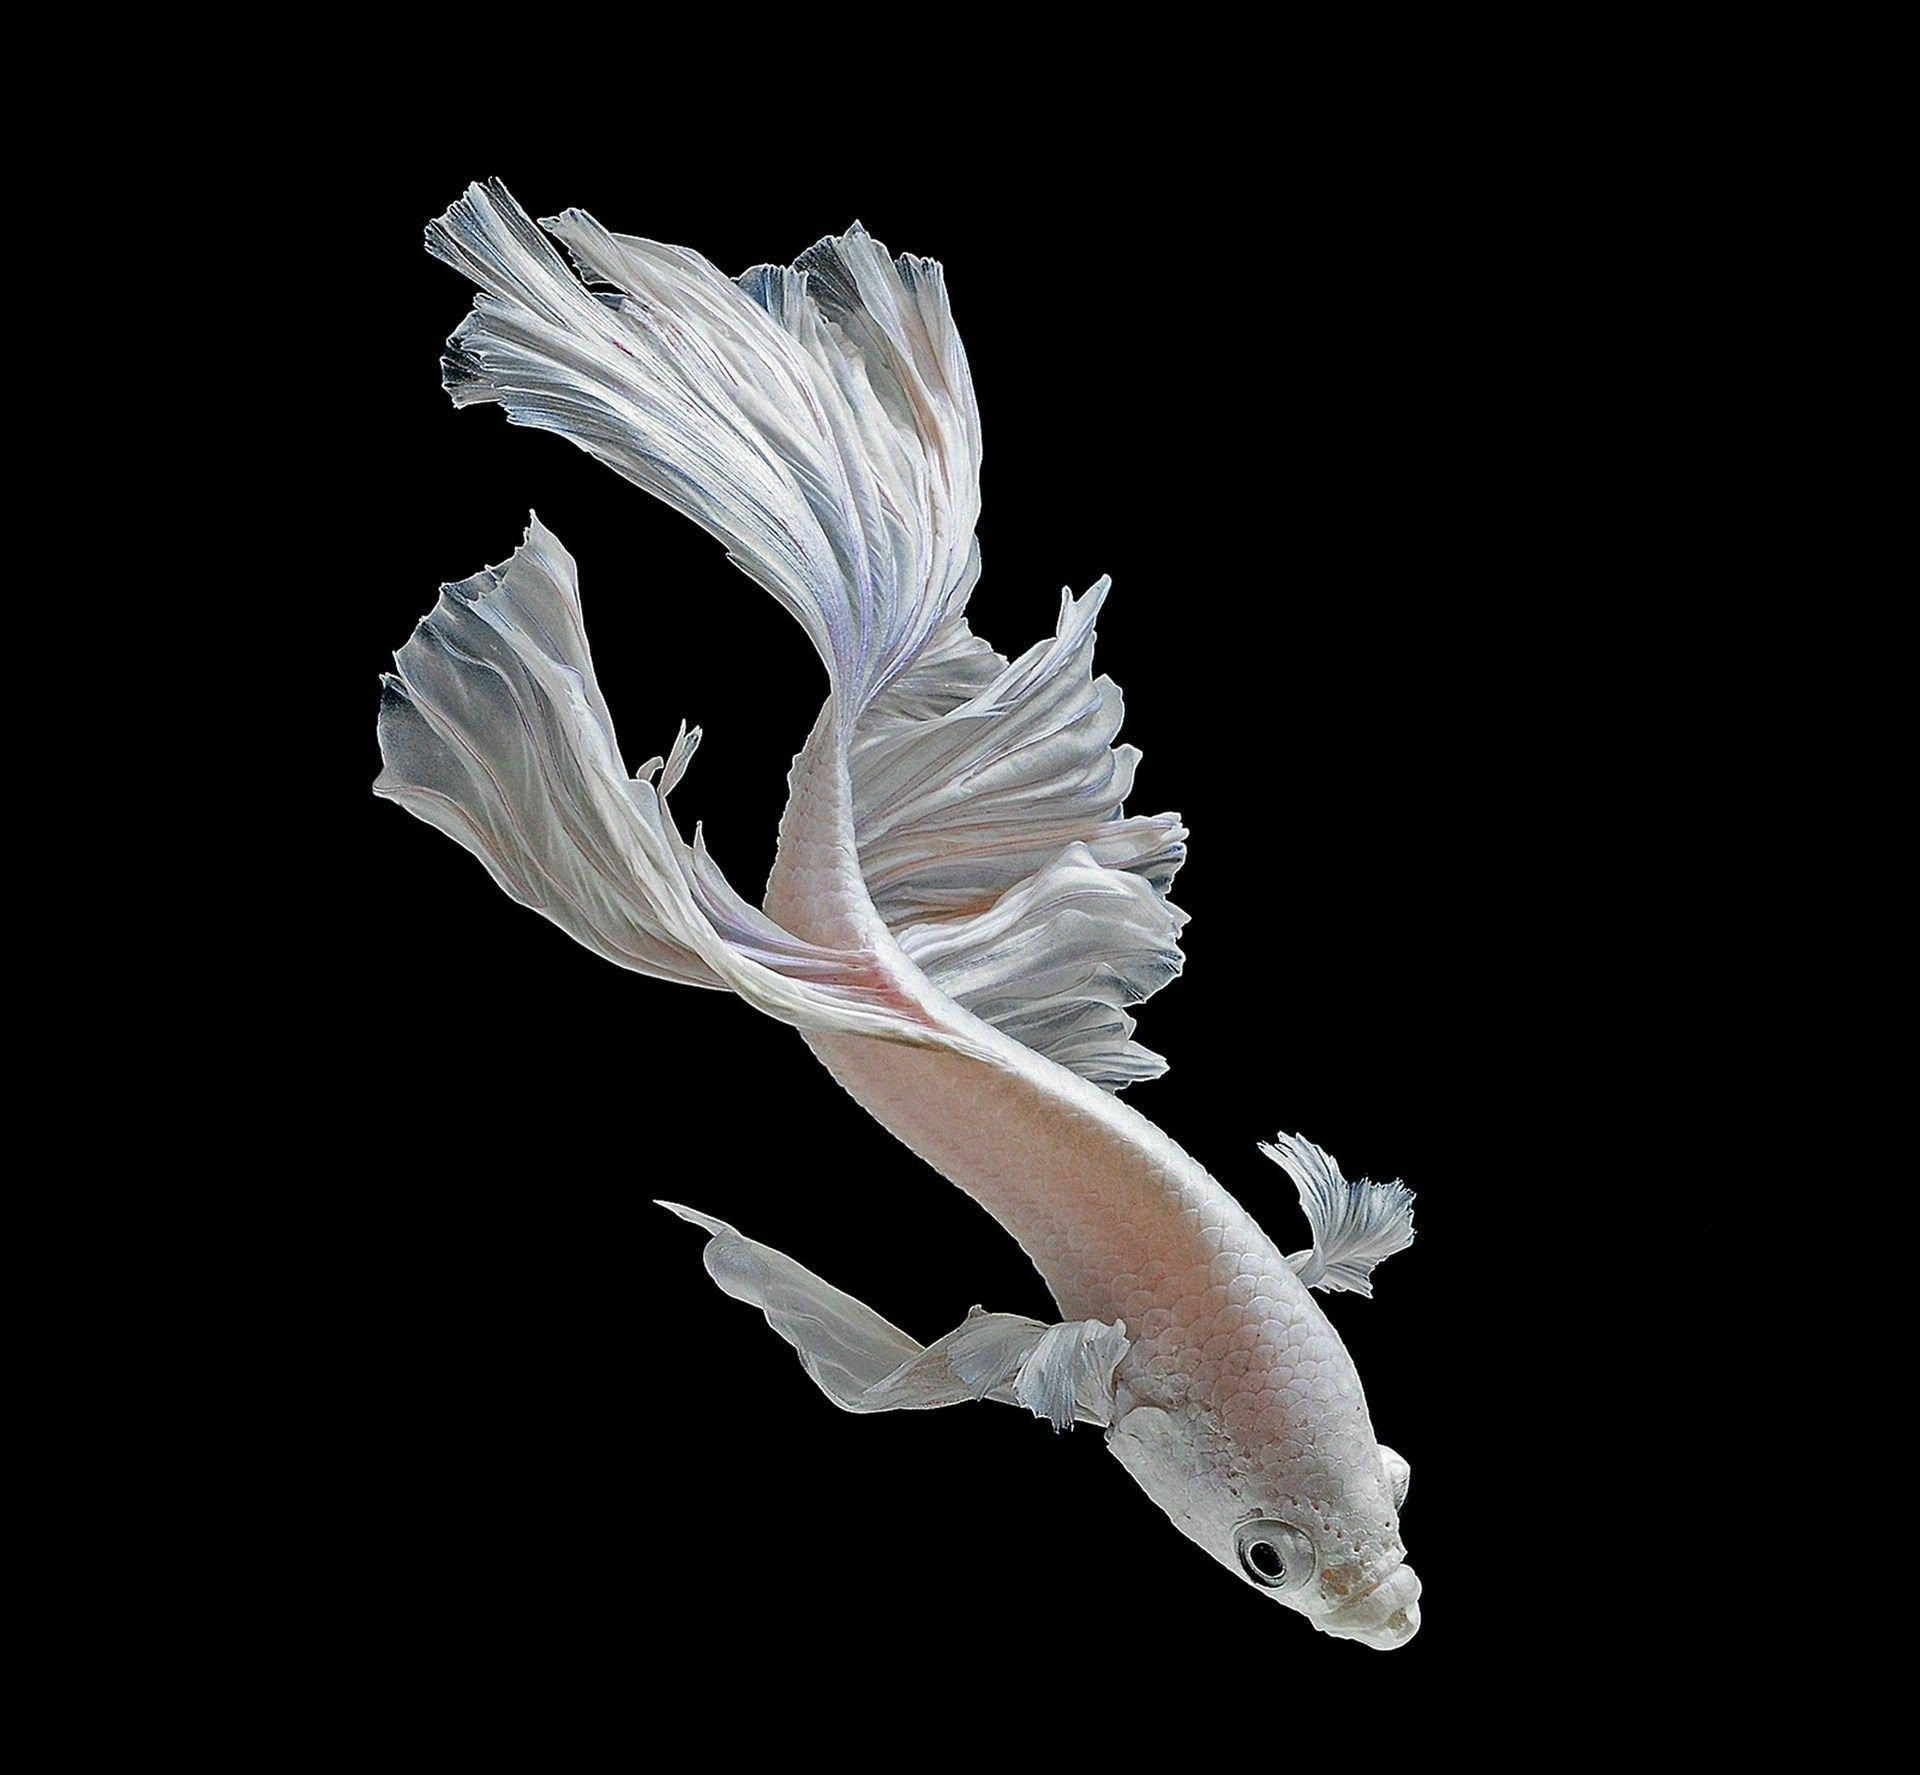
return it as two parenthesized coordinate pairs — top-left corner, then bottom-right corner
(423, 180), (981, 731)
(375, 515), (962, 1048)
(379, 181), (999, 1044)
(399, 184), (1190, 1088)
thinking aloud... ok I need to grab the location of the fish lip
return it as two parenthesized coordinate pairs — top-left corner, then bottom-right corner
(1316, 1564), (1423, 1648)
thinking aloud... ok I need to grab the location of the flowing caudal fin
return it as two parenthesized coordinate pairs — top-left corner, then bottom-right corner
(376, 516), (973, 1050)
(426, 181), (980, 729)
(415, 185), (1189, 1087)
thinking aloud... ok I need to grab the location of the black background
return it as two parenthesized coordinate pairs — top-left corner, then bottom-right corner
(299, 136), (1599, 1738)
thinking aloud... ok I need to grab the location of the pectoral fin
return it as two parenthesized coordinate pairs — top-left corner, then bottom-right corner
(658, 1202), (1128, 1428)
(1259, 1131), (1415, 1298)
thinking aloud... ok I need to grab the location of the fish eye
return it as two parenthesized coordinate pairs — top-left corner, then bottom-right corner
(1234, 1520), (1312, 1590)
(1246, 1541), (1285, 1581)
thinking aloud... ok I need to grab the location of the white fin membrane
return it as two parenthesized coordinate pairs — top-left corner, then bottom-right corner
(376, 517), (970, 1048)
(1259, 1131), (1416, 1297)
(852, 582), (1188, 1088)
(427, 181), (980, 725)
(659, 1204), (1129, 1428)
(417, 183), (1187, 1088)
(655, 1202), (926, 1406)
(860, 1309), (1130, 1429)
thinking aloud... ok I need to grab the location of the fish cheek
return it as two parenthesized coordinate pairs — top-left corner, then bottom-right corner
(1106, 1404), (1244, 1574)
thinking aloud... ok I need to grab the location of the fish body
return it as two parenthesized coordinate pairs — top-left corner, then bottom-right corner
(379, 183), (1421, 1647)
(769, 694), (1415, 1645)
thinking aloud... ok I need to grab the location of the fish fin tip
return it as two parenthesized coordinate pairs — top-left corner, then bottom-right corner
(1261, 1131), (1415, 1297)
(655, 1200), (735, 1238)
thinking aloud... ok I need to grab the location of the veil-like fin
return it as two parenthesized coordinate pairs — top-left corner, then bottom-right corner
(412, 186), (1189, 1087)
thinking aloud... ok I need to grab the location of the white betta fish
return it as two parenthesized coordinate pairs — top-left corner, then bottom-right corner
(378, 181), (1422, 1648)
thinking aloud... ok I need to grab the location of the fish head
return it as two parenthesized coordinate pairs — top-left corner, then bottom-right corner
(1106, 1393), (1420, 1650)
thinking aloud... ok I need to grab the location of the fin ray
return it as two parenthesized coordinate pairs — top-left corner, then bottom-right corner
(377, 516), (977, 1050)
(661, 1206), (1128, 1426)
(421, 186), (1189, 1087)
(1260, 1132), (1415, 1297)
(850, 583), (1188, 1088)
(427, 182), (981, 724)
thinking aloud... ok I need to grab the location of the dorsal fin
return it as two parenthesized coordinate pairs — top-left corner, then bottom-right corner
(847, 583), (1187, 1088)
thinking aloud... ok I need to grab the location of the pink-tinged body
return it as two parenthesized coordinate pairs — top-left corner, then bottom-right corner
(390, 185), (1420, 1642)
(764, 708), (1403, 1598)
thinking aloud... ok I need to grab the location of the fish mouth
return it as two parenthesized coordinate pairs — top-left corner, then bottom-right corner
(1316, 1563), (1422, 1649)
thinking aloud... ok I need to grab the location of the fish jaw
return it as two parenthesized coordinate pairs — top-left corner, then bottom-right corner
(1315, 1562), (1423, 1648)
(1105, 1391), (1413, 1647)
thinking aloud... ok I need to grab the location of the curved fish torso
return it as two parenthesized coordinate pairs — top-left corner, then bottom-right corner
(378, 181), (1421, 1648)
(767, 702), (1415, 1644)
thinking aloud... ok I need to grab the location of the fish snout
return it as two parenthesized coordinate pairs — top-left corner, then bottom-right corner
(1317, 1562), (1422, 1649)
